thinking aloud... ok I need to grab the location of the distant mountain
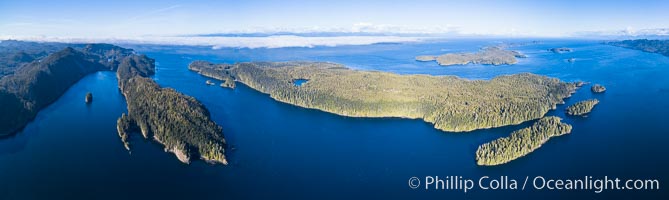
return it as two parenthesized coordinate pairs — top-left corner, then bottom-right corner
(0, 40), (72, 76)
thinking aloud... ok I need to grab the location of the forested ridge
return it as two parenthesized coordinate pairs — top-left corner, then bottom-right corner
(0, 41), (134, 136)
(609, 39), (669, 57)
(116, 55), (227, 165)
(0, 41), (227, 165)
(475, 116), (572, 166)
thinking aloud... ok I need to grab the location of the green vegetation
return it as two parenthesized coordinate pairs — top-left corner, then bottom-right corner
(415, 46), (524, 66)
(0, 41), (147, 136)
(190, 61), (578, 132)
(220, 77), (236, 88)
(475, 116), (572, 166)
(116, 113), (134, 151)
(609, 39), (669, 57)
(85, 92), (93, 103)
(0, 43), (129, 136)
(566, 99), (599, 116)
(189, 61), (237, 89)
(116, 55), (227, 165)
(591, 84), (606, 93)
(0, 40), (71, 77)
(549, 47), (573, 53)
(0, 41), (227, 165)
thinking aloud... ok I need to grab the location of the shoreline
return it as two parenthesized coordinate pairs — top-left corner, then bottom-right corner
(190, 61), (578, 133)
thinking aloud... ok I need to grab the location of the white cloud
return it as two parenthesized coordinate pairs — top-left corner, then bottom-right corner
(0, 35), (425, 49)
(208, 22), (461, 36)
(572, 27), (669, 38)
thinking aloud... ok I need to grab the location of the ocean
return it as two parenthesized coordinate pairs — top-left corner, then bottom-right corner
(1, 39), (667, 199)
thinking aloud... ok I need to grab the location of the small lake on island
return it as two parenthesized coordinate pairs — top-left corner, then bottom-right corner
(293, 79), (309, 86)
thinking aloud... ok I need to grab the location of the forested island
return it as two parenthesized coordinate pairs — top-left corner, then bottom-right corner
(116, 54), (228, 165)
(190, 61), (578, 132)
(609, 39), (669, 57)
(475, 116), (572, 166)
(415, 46), (525, 66)
(591, 84), (606, 93)
(549, 48), (573, 53)
(566, 99), (599, 116)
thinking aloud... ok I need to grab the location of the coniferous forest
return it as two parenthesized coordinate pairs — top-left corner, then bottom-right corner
(190, 61), (578, 132)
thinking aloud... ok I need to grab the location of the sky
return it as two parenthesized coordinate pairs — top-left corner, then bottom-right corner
(1, 0), (669, 38)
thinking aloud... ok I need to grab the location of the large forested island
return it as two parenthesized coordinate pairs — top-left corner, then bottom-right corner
(609, 39), (669, 57)
(0, 40), (227, 165)
(190, 61), (578, 132)
(415, 46), (525, 66)
(475, 116), (572, 166)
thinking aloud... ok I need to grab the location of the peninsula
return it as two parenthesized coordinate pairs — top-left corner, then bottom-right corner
(415, 46), (525, 66)
(116, 54), (228, 165)
(190, 61), (578, 132)
(475, 116), (572, 166)
(609, 39), (669, 57)
(566, 99), (599, 116)
(0, 40), (228, 165)
(0, 42), (132, 136)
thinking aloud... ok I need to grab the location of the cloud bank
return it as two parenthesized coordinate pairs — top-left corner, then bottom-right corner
(0, 35), (425, 49)
(573, 28), (669, 38)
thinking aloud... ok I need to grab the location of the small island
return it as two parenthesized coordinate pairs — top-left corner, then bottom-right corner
(549, 47), (573, 53)
(475, 116), (572, 166)
(190, 61), (578, 132)
(591, 84), (606, 93)
(566, 99), (599, 116)
(85, 92), (93, 103)
(415, 46), (525, 66)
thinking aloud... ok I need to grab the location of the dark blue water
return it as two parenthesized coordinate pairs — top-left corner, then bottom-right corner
(1, 39), (668, 199)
